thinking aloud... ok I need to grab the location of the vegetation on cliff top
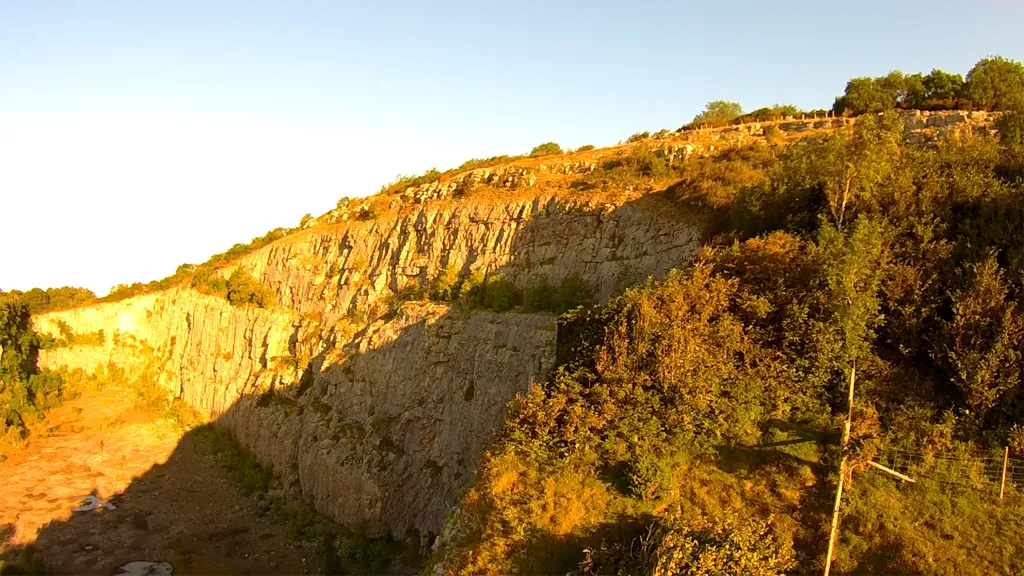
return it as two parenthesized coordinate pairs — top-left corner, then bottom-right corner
(17, 56), (1024, 317)
(437, 110), (1024, 575)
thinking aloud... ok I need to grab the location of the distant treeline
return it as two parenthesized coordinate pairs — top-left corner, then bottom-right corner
(682, 55), (1024, 130)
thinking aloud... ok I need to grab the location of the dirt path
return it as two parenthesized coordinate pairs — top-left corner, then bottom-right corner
(0, 389), (312, 575)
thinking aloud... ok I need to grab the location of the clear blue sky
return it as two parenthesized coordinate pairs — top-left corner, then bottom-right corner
(2, 0), (1022, 294)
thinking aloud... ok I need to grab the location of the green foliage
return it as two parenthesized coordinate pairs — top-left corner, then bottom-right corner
(457, 272), (520, 312)
(49, 320), (105, 347)
(428, 265), (462, 302)
(0, 293), (71, 436)
(457, 154), (526, 172)
(556, 271), (594, 311)
(692, 100), (744, 127)
(625, 453), (669, 501)
(443, 103), (1024, 573)
(3, 287), (96, 315)
(482, 275), (519, 312)
(574, 148), (677, 192)
(523, 278), (559, 313)
(833, 71), (914, 115)
(225, 270), (275, 308)
(645, 514), (795, 576)
(379, 168), (443, 194)
(627, 131), (650, 143)
(735, 104), (803, 123)
(919, 68), (967, 108)
(965, 56), (1024, 111)
(576, 144), (595, 152)
(831, 58), (1022, 115)
(530, 142), (563, 157)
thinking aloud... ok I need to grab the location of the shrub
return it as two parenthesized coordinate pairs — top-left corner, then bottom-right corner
(576, 144), (595, 152)
(558, 272), (594, 311)
(625, 453), (669, 500)
(482, 275), (519, 312)
(524, 278), (559, 312)
(453, 177), (476, 198)
(627, 131), (650, 143)
(428, 265), (462, 302)
(530, 142), (563, 157)
(458, 272), (522, 312)
(648, 514), (795, 576)
(225, 270), (274, 308)
(459, 270), (487, 307)
(379, 168), (443, 194)
(355, 204), (378, 221)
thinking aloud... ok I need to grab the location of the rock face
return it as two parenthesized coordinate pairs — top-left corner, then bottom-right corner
(36, 192), (702, 539)
(245, 193), (701, 316)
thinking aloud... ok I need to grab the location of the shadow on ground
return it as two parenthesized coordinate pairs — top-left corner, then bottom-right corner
(0, 423), (319, 575)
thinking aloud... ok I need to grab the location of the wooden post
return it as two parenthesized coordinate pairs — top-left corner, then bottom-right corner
(867, 460), (916, 483)
(1001, 446), (1009, 501)
(823, 361), (856, 576)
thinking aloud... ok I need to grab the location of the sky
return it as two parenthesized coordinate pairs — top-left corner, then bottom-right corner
(2, 0), (1023, 295)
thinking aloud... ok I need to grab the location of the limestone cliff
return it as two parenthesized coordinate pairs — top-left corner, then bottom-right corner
(35, 191), (702, 539)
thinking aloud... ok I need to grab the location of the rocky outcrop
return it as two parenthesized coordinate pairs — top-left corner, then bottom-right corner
(35, 191), (702, 540)
(243, 193), (701, 317)
(38, 293), (554, 539)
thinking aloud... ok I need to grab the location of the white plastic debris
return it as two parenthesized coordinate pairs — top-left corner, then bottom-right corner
(72, 495), (117, 513)
(117, 561), (173, 576)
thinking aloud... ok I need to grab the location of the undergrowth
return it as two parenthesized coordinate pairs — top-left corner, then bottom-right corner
(437, 111), (1024, 575)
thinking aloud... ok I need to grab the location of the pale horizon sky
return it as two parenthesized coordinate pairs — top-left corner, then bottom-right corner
(2, 0), (1023, 295)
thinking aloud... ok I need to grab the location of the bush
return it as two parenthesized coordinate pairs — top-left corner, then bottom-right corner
(379, 168), (443, 194)
(428, 265), (462, 302)
(558, 272), (594, 311)
(482, 275), (519, 312)
(458, 272), (522, 312)
(453, 177), (476, 198)
(576, 144), (595, 152)
(524, 278), (559, 312)
(225, 270), (274, 308)
(530, 142), (563, 157)
(625, 453), (669, 500)
(648, 514), (795, 576)
(627, 131), (650, 143)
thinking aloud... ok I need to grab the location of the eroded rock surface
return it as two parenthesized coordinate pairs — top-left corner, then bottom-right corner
(36, 192), (701, 537)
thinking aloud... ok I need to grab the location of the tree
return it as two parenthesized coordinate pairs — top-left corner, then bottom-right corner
(530, 142), (563, 157)
(776, 112), (901, 229)
(921, 69), (965, 105)
(965, 56), (1024, 111)
(833, 72), (908, 115)
(692, 101), (743, 127)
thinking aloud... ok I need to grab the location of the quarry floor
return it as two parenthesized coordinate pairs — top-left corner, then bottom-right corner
(0, 388), (313, 575)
